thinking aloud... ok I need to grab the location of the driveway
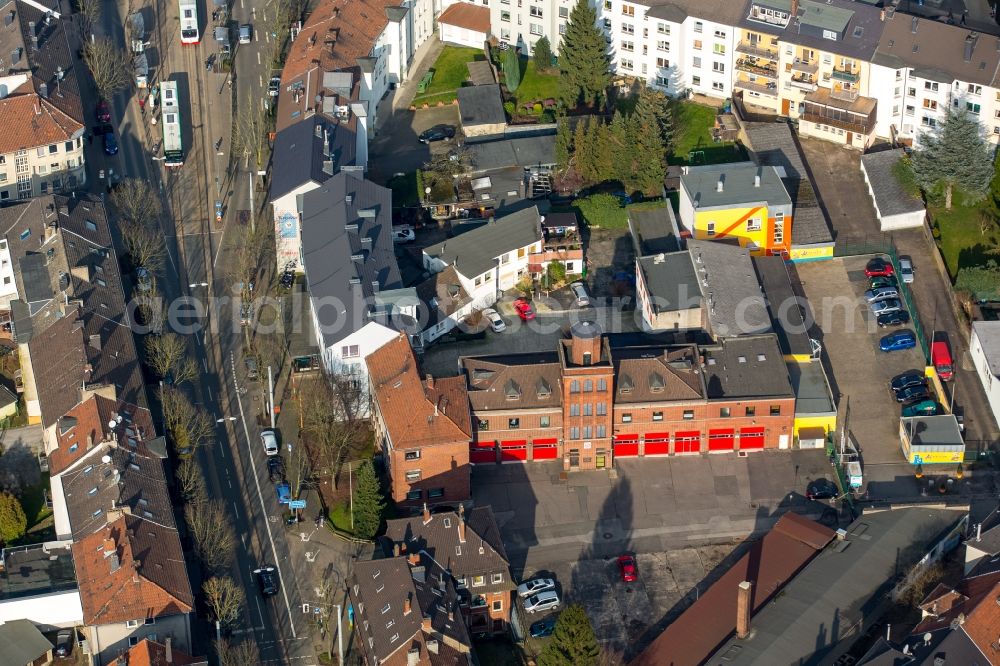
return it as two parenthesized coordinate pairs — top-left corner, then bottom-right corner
(798, 139), (998, 442)
(368, 105), (461, 184)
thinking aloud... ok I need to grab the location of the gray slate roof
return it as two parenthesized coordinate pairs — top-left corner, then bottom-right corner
(350, 557), (426, 663)
(709, 507), (966, 665)
(740, 0), (886, 61)
(902, 415), (965, 447)
(423, 206), (541, 279)
(636, 251), (702, 313)
(638, 0), (747, 25)
(300, 171), (401, 346)
(787, 360), (836, 416)
(972, 321), (1000, 377)
(682, 163), (791, 209)
(0, 619), (52, 664)
(457, 84), (505, 128)
(687, 240), (770, 337)
(753, 255), (813, 357)
(701, 335), (792, 399)
(861, 149), (925, 218)
(629, 207), (680, 254)
(270, 115), (357, 201)
(465, 134), (557, 172)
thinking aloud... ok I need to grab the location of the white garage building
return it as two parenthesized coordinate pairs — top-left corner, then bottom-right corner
(860, 149), (926, 231)
(971, 321), (1000, 434)
(438, 2), (490, 49)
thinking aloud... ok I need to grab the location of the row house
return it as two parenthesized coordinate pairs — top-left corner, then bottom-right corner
(598, 0), (743, 100)
(869, 10), (1000, 148)
(736, 0), (884, 150)
(461, 321), (795, 470)
(366, 333), (473, 508)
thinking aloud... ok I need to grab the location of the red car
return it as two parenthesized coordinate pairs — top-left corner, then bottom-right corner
(95, 100), (111, 124)
(617, 554), (637, 582)
(514, 298), (535, 321)
(864, 257), (894, 278)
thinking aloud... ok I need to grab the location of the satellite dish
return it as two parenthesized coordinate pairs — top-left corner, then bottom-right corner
(108, 420), (117, 430)
(116, 414), (123, 423)
(101, 455), (112, 464)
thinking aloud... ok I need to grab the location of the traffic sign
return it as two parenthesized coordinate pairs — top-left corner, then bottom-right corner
(289, 499), (307, 509)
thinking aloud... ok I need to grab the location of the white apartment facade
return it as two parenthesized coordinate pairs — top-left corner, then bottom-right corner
(492, 0), (573, 54)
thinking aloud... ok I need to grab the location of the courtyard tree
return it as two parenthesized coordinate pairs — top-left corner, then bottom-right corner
(910, 106), (994, 209)
(956, 259), (1000, 302)
(0, 491), (26, 544)
(351, 459), (384, 540)
(503, 48), (521, 92)
(558, 0), (610, 109)
(623, 88), (670, 194)
(203, 576), (245, 631)
(538, 603), (601, 666)
(84, 41), (132, 101)
(533, 36), (554, 70)
(300, 374), (367, 489)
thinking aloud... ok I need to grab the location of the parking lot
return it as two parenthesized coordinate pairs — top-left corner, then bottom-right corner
(796, 255), (928, 466)
(368, 106), (460, 183)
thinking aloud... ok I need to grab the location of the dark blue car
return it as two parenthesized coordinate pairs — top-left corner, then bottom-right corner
(530, 615), (557, 638)
(276, 481), (291, 504)
(103, 130), (118, 155)
(880, 330), (917, 353)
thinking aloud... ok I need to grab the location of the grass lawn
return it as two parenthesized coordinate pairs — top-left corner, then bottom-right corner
(515, 60), (559, 108)
(328, 500), (353, 534)
(412, 46), (484, 105)
(930, 202), (1000, 278)
(388, 172), (419, 208)
(574, 194), (668, 230)
(669, 101), (746, 166)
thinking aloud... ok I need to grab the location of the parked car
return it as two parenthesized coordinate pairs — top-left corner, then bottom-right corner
(55, 629), (74, 657)
(903, 400), (938, 417)
(617, 554), (637, 582)
(276, 481), (291, 504)
(899, 257), (914, 284)
(870, 299), (903, 316)
(864, 257), (895, 277)
(894, 385), (931, 404)
(267, 455), (284, 482)
(268, 75), (281, 97)
(806, 478), (838, 500)
(261, 429), (279, 456)
(482, 308), (507, 333)
(529, 616), (558, 638)
(880, 330), (917, 352)
(95, 100), (111, 123)
(239, 23), (252, 44)
(136, 266), (153, 292)
(523, 590), (560, 614)
(279, 269), (295, 289)
(392, 226), (415, 243)
(514, 298), (536, 321)
(418, 124), (456, 143)
(932, 339), (954, 381)
(864, 287), (899, 303)
(244, 356), (259, 381)
(517, 578), (556, 598)
(255, 566), (279, 596)
(569, 281), (591, 307)
(877, 310), (911, 328)
(102, 129), (118, 155)
(868, 276), (897, 290)
(890, 371), (927, 393)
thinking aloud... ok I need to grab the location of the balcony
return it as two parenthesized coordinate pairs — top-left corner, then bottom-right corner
(831, 68), (860, 83)
(789, 76), (818, 92)
(734, 78), (778, 97)
(829, 86), (859, 102)
(802, 88), (877, 134)
(735, 58), (778, 79)
(790, 58), (818, 74)
(736, 40), (778, 60)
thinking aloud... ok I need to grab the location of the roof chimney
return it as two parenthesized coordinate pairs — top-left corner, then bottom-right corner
(165, 637), (172, 663)
(911, 16), (919, 34)
(458, 504), (466, 543)
(965, 33), (977, 62)
(393, 542), (400, 556)
(791, 0), (798, 19)
(754, 168), (761, 188)
(880, 8), (885, 21)
(38, 82), (47, 98)
(716, 175), (724, 193)
(736, 581), (752, 639)
(403, 596), (412, 614)
(408, 552), (420, 566)
(425, 373), (434, 390)
(422, 502), (431, 525)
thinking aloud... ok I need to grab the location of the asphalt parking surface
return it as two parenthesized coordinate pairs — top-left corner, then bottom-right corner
(368, 106), (461, 184)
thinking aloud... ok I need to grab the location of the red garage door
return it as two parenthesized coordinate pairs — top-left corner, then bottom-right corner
(500, 440), (528, 462)
(708, 428), (735, 452)
(643, 433), (670, 456)
(532, 438), (559, 460)
(739, 427), (766, 451)
(674, 431), (701, 454)
(613, 434), (639, 457)
(469, 442), (496, 464)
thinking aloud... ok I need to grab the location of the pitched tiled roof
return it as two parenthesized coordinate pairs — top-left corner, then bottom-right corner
(383, 506), (513, 595)
(50, 394), (155, 475)
(72, 514), (193, 626)
(612, 345), (705, 404)
(366, 334), (472, 447)
(437, 2), (489, 33)
(350, 557), (427, 663)
(414, 265), (471, 327)
(462, 352), (562, 411)
(122, 639), (202, 666)
(27, 309), (88, 427)
(0, 88), (83, 154)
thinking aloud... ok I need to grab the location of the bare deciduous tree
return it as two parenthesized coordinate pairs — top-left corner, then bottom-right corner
(121, 221), (165, 274)
(111, 178), (161, 227)
(300, 374), (366, 490)
(214, 638), (260, 666)
(145, 334), (198, 385)
(232, 93), (269, 170)
(134, 292), (165, 335)
(74, 0), (102, 37)
(84, 41), (132, 101)
(175, 459), (207, 505)
(288, 440), (313, 502)
(203, 576), (245, 631)
(161, 387), (214, 456)
(185, 500), (236, 572)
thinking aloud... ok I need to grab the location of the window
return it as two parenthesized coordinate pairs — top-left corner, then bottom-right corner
(126, 620), (139, 628)
(969, 84), (983, 95)
(529, 5), (542, 16)
(604, 0), (611, 7)
(508, 417), (520, 429)
(692, 56), (702, 68)
(652, 411), (663, 422)
(693, 40), (702, 52)
(713, 29), (725, 38)
(905, 105), (915, 117)
(570, 426), (580, 439)
(597, 403), (607, 416)
(924, 81), (939, 92)
(922, 99), (937, 110)
(693, 21), (702, 33)
(583, 403), (593, 416)
(720, 407), (731, 417)
(656, 57), (669, 68)
(501, 10), (510, 21)
(406, 490), (422, 501)
(501, 28), (510, 40)
(621, 3), (633, 16)
(540, 416), (550, 427)
(144, 618), (156, 626)
(570, 404), (580, 416)
(48, 144), (58, 154)
(559, 6), (567, 17)
(484, 272), (492, 282)
(692, 76), (701, 86)
(69, 443), (78, 452)
(921, 116), (937, 128)
(657, 22), (669, 34)
(621, 40), (634, 52)
(620, 58), (633, 70)
(769, 405), (781, 416)
(428, 488), (445, 498)
(907, 87), (916, 97)
(530, 23), (542, 35)
(478, 418), (489, 431)
(622, 413), (632, 423)
(571, 380), (580, 393)
(128, 637), (139, 647)
(746, 218), (761, 232)
(597, 379), (607, 391)
(475, 276), (482, 286)
(822, 29), (837, 40)
(712, 62), (724, 74)
(559, 24), (566, 34)
(341, 345), (360, 358)
(405, 450), (421, 462)
(683, 410), (694, 420)
(706, 221), (715, 236)
(713, 43), (725, 55)
(967, 102), (982, 114)
(621, 23), (634, 35)
(657, 40), (669, 52)
(584, 380), (593, 392)
(894, 87), (901, 98)
(583, 426), (592, 439)
(64, 140), (73, 152)
(0, 173), (7, 182)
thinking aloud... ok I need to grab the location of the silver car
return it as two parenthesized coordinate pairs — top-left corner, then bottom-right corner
(523, 589), (560, 614)
(261, 429), (279, 456)
(864, 287), (898, 303)
(899, 257), (914, 284)
(870, 298), (902, 315)
(482, 308), (506, 332)
(517, 577), (555, 598)
(570, 281), (591, 307)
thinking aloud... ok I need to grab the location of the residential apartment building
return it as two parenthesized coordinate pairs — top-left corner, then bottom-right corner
(492, 0), (572, 55)
(598, 0), (742, 99)
(678, 162), (793, 256)
(366, 333), (473, 508)
(462, 322), (796, 469)
(0, 0), (87, 199)
(382, 505), (515, 637)
(870, 10), (1000, 148)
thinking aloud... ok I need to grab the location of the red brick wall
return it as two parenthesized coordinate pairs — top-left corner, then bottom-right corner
(390, 440), (471, 507)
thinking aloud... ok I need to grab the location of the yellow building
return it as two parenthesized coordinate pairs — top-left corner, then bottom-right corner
(678, 163), (793, 256)
(736, 0), (884, 150)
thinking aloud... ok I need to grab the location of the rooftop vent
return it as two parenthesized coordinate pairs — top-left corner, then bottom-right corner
(911, 16), (918, 33)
